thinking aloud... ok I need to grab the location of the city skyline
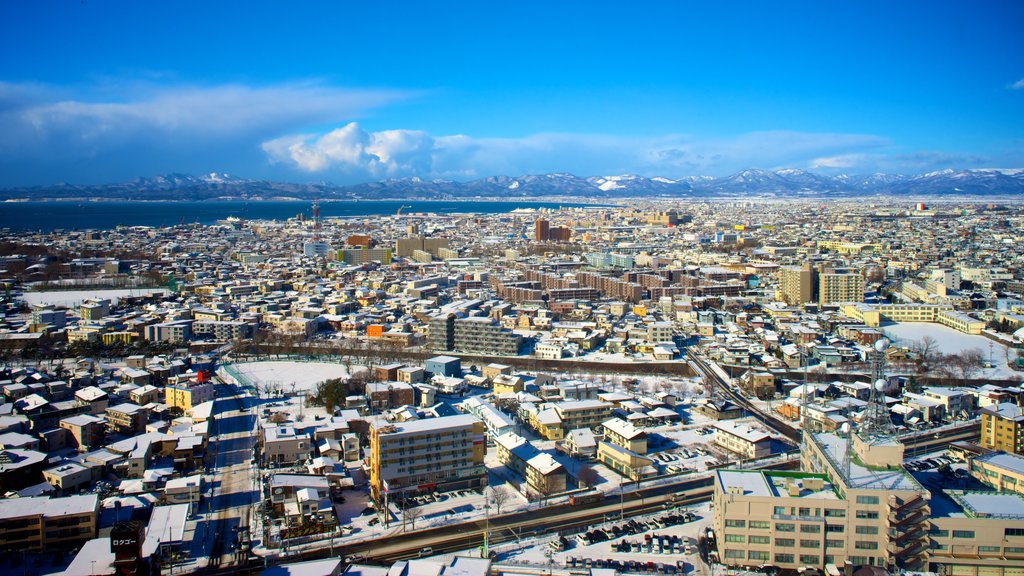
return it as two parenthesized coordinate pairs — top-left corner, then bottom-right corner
(1, 1), (1023, 186)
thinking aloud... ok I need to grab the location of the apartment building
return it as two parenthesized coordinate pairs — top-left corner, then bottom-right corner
(0, 494), (98, 551)
(553, 400), (614, 433)
(164, 377), (214, 411)
(448, 316), (522, 355)
(365, 382), (415, 412)
(712, 420), (772, 460)
(494, 432), (566, 495)
(981, 403), (1024, 454)
(105, 402), (148, 435)
(367, 414), (486, 504)
(778, 263), (817, 306)
(819, 272), (865, 306)
(462, 397), (515, 441)
(602, 418), (648, 454)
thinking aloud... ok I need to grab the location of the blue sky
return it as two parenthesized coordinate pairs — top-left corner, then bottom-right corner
(1, 1), (1022, 186)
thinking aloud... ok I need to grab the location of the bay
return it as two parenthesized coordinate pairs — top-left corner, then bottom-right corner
(0, 200), (605, 231)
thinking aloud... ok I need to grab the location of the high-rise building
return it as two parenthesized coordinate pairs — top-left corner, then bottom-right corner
(819, 272), (865, 306)
(535, 218), (550, 242)
(981, 402), (1024, 454)
(367, 415), (486, 505)
(778, 263), (817, 306)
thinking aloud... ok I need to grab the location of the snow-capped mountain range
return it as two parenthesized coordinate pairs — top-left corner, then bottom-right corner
(4, 168), (1023, 201)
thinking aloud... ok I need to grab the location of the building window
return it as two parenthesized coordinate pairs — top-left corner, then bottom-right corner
(776, 538), (795, 547)
(776, 523), (795, 532)
(952, 530), (975, 539)
(826, 539), (844, 548)
(855, 541), (879, 550)
(748, 551), (769, 561)
(775, 553), (794, 563)
(929, 529), (949, 538)
(979, 546), (1000, 554)
(800, 555), (819, 565)
(824, 509), (845, 518)
(800, 540), (820, 549)
(724, 550), (744, 559)
(855, 526), (879, 535)
(1006, 528), (1024, 537)
(855, 510), (879, 519)
(800, 525), (821, 534)
(725, 519), (746, 528)
(725, 534), (744, 543)
(749, 536), (770, 544)
(855, 495), (879, 505)
(826, 525), (845, 533)
(750, 520), (770, 529)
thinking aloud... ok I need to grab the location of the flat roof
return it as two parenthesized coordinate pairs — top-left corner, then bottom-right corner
(976, 451), (1024, 476)
(814, 433), (920, 492)
(374, 414), (480, 435)
(948, 490), (1024, 519)
(143, 503), (190, 557)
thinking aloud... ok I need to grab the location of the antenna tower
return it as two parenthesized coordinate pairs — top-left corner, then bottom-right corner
(858, 338), (897, 443)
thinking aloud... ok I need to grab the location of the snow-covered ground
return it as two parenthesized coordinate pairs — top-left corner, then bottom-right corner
(22, 287), (169, 307)
(489, 501), (713, 574)
(882, 322), (1021, 378)
(231, 361), (352, 394)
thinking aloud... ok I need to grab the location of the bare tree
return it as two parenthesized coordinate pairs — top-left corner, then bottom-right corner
(915, 335), (939, 366)
(488, 486), (512, 515)
(402, 505), (423, 531)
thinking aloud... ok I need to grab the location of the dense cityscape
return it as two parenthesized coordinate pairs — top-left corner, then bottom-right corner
(4, 1), (1024, 575)
(0, 198), (1022, 575)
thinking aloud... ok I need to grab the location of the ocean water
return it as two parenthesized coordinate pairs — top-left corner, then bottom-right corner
(0, 200), (603, 231)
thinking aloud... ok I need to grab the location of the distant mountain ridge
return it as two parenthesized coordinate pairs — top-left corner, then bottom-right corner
(3, 168), (1024, 201)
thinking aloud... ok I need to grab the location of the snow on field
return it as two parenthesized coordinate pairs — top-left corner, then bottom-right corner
(23, 288), (169, 307)
(232, 361), (351, 393)
(882, 322), (1021, 378)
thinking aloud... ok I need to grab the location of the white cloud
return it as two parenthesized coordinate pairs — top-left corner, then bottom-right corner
(1011, 78), (1024, 90)
(0, 81), (411, 185)
(264, 124), (891, 179)
(811, 154), (866, 169)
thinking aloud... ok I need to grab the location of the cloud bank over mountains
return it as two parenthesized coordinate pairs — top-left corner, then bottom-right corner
(0, 80), (1019, 186)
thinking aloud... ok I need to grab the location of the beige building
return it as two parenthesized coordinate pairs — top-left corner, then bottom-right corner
(712, 420), (772, 460)
(368, 414), (486, 505)
(971, 451), (1024, 496)
(494, 432), (567, 496)
(981, 403), (1024, 455)
(819, 272), (865, 306)
(597, 440), (654, 480)
(714, 430), (1024, 574)
(262, 425), (311, 465)
(0, 494), (98, 551)
(601, 418), (648, 454)
(778, 263), (817, 306)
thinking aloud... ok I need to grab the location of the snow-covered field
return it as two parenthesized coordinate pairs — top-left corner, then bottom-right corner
(231, 361), (352, 393)
(882, 322), (1021, 378)
(23, 288), (169, 307)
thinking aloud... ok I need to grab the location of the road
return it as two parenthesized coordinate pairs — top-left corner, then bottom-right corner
(193, 378), (258, 571)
